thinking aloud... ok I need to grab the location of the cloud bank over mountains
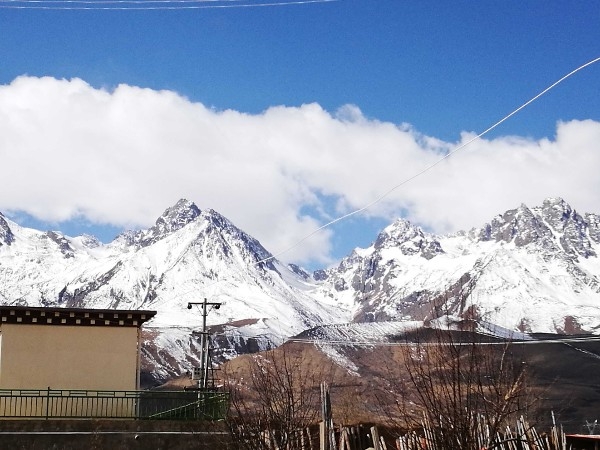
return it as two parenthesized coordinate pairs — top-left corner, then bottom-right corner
(1, 76), (599, 265)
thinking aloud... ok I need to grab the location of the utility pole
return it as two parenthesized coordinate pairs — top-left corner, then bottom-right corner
(187, 298), (222, 390)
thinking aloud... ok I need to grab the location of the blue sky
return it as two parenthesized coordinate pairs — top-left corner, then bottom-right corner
(1, 0), (599, 269)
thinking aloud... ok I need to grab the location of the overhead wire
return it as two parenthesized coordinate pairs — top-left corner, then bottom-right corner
(141, 318), (600, 348)
(2, 0), (243, 2)
(163, 56), (600, 303)
(0, 0), (338, 10)
(1, 6), (597, 370)
(256, 56), (600, 265)
(176, 56), (600, 345)
(286, 334), (600, 347)
(142, 54), (600, 371)
(5, 54), (598, 328)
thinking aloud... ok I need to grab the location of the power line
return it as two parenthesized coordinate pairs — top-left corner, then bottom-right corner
(8, 57), (598, 312)
(2, 0), (245, 2)
(257, 56), (600, 265)
(0, 0), (338, 10)
(286, 335), (600, 347)
(141, 322), (600, 347)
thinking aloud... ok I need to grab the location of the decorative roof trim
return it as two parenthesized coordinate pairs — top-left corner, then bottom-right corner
(0, 306), (156, 328)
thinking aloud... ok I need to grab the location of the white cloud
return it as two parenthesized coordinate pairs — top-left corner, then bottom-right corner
(1, 76), (599, 265)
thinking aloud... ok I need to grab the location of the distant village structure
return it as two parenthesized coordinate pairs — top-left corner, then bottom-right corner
(0, 306), (155, 391)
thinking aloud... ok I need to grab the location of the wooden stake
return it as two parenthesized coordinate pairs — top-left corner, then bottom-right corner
(371, 426), (381, 450)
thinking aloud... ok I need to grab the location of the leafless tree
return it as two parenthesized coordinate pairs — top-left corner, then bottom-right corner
(400, 324), (532, 449)
(224, 346), (331, 450)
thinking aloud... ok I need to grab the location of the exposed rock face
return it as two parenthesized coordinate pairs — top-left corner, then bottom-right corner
(586, 213), (600, 244)
(315, 198), (600, 335)
(0, 214), (15, 246)
(46, 231), (75, 258)
(116, 199), (202, 248)
(0, 199), (345, 383)
(373, 218), (444, 260)
(483, 203), (556, 248)
(2, 197), (600, 383)
(474, 198), (596, 258)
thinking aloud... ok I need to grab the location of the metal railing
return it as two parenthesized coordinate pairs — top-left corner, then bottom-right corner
(0, 388), (228, 420)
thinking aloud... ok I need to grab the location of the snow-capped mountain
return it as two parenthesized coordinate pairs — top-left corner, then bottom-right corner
(0, 199), (348, 382)
(2, 197), (600, 382)
(315, 198), (600, 334)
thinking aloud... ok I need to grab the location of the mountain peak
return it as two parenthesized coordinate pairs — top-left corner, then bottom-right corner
(129, 199), (201, 247)
(155, 199), (201, 231)
(472, 197), (597, 258)
(476, 202), (551, 248)
(538, 198), (595, 258)
(374, 218), (443, 259)
(375, 218), (420, 248)
(539, 197), (573, 230)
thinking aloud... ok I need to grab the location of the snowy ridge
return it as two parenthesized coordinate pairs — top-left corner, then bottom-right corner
(294, 320), (423, 344)
(315, 198), (600, 335)
(0, 200), (346, 330)
(1, 197), (600, 382)
(0, 200), (349, 383)
(291, 321), (422, 375)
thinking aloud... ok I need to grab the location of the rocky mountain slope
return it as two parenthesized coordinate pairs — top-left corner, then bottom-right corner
(1, 197), (599, 383)
(0, 199), (348, 382)
(314, 198), (600, 334)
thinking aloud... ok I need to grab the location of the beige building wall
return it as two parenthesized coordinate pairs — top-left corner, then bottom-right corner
(0, 324), (139, 391)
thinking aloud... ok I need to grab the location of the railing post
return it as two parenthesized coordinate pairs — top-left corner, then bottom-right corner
(45, 386), (50, 419)
(135, 389), (140, 419)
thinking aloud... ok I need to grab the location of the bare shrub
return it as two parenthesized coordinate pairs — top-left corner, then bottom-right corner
(401, 326), (531, 449)
(224, 346), (331, 450)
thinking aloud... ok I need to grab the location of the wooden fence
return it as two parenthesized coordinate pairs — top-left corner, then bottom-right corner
(255, 415), (568, 450)
(246, 384), (569, 450)
(314, 416), (567, 450)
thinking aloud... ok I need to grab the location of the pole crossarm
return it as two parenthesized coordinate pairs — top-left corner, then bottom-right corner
(187, 299), (222, 390)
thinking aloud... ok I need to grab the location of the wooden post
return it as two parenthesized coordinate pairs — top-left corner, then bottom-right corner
(339, 427), (350, 450)
(321, 382), (334, 450)
(371, 426), (382, 450)
(395, 436), (402, 450)
(380, 435), (388, 450)
(320, 422), (327, 450)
